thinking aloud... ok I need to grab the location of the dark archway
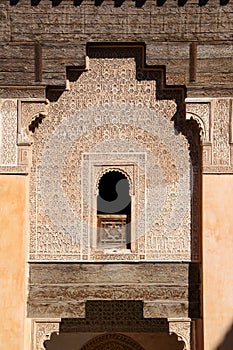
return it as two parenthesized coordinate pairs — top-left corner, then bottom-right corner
(81, 333), (145, 350)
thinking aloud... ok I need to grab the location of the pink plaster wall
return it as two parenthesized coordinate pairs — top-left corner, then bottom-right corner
(203, 175), (233, 350)
(0, 175), (27, 350)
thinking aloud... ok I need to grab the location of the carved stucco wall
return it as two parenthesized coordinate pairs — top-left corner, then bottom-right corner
(1, 55), (232, 262)
(186, 98), (233, 172)
(1, 97), (232, 174)
(0, 99), (17, 165)
(28, 52), (196, 262)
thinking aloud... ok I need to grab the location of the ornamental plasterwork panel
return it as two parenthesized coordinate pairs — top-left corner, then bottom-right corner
(186, 100), (212, 167)
(212, 99), (231, 166)
(32, 319), (60, 350)
(0, 99), (17, 166)
(16, 99), (49, 167)
(186, 98), (233, 172)
(80, 152), (146, 260)
(169, 319), (191, 350)
(29, 53), (196, 261)
(18, 99), (49, 144)
(186, 101), (211, 143)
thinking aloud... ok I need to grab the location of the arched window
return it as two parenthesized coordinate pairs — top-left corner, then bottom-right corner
(97, 171), (131, 250)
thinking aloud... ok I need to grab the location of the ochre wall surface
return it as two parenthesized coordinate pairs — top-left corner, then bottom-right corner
(203, 175), (233, 350)
(0, 175), (27, 350)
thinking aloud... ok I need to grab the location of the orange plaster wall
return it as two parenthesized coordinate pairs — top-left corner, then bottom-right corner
(203, 175), (233, 350)
(0, 175), (27, 350)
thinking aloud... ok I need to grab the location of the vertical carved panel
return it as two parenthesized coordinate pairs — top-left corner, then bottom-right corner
(213, 99), (231, 166)
(187, 98), (233, 173)
(0, 99), (17, 165)
(186, 102), (211, 143)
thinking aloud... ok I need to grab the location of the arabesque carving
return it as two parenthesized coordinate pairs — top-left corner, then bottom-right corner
(29, 47), (200, 261)
(18, 99), (49, 146)
(213, 99), (231, 165)
(15, 99), (49, 166)
(33, 319), (60, 350)
(186, 101), (211, 142)
(0, 99), (17, 166)
(169, 319), (191, 350)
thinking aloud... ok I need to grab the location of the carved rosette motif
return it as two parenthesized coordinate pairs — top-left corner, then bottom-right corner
(29, 51), (199, 261)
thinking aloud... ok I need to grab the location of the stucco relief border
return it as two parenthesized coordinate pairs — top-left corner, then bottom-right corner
(31, 317), (190, 350)
(186, 98), (212, 167)
(0, 97), (49, 170)
(0, 165), (28, 174)
(32, 318), (61, 350)
(17, 99), (49, 167)
(81, 152), (146, 260)
(186, 97), (233, 173)
(168, 318), (191, 350)
(0, 99), (18, 166)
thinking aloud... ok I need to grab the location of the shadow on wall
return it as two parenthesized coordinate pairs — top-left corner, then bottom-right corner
(216, 323), (233, 350)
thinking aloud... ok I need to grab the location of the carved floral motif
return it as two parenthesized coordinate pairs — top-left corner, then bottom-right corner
(29, 51), (198, 261)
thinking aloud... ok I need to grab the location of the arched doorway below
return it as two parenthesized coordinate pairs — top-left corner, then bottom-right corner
(44, 331), (185, 350)
(80, 333), (145, 350)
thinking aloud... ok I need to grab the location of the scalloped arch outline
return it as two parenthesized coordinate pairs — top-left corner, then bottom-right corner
(96, 167), (133, 196)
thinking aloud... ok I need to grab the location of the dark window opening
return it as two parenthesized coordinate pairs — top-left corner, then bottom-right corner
(97, 171), (131, 249)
